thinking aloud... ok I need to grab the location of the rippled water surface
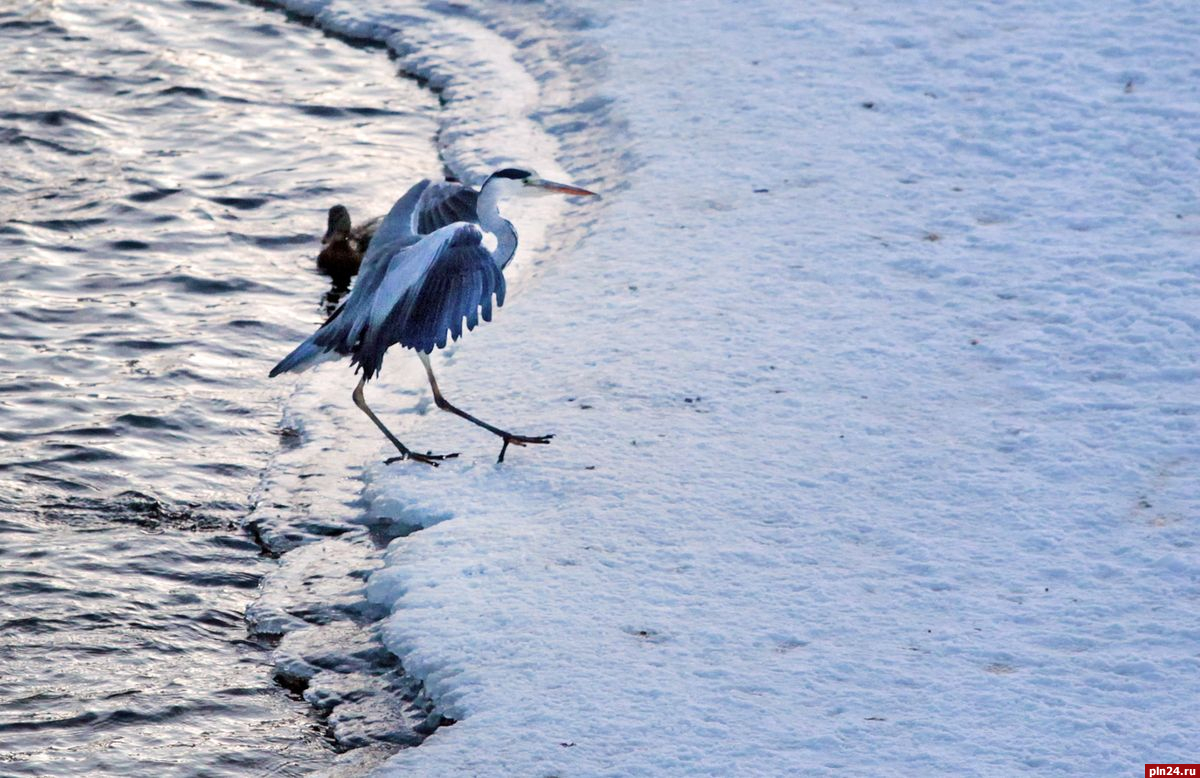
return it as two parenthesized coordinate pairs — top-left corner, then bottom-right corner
(0, 0), (440, 773)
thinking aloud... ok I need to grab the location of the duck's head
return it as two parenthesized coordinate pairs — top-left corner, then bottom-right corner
(323, 205), (352, 244)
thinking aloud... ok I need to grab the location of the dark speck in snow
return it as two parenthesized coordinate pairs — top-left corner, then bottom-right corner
(861, 101), (876, 109)
(623, 626), (663, 642)
(923, 232), (941, 242)
(753, 188), (769, 193)
(579, 404), (593, 410)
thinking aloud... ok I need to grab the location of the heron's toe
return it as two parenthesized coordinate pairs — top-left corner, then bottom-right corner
(385, 454), (435, 467)
(506, 433), (554, 446)
(410, 450), (459, 465)
(386, 451), (458, 467)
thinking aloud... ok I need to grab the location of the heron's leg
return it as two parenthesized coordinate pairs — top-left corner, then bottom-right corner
(419, 352), (552, 464)
(351, 376), (458, 467)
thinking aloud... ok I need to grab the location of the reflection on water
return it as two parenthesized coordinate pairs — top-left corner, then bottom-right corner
(0, 0), (439, 774)
(0, 521), (323, 776)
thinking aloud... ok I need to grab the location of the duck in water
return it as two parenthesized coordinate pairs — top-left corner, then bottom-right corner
(317, 205), (382, 281)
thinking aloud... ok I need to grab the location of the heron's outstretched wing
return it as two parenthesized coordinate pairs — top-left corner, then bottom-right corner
(364, 179), (431, 252)
(270, 182), (432, 378)
(269, 188), (496, 380)
(415, 180), (479, 235)
(354, 223), (504, 376)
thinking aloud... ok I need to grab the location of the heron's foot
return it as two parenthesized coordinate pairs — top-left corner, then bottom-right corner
(385, 449), (460, 467)
(497, 433), (554, 464)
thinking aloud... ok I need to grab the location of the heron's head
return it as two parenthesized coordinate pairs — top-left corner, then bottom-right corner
(483, 168), (599, 200)
(323, 205), (352, 244)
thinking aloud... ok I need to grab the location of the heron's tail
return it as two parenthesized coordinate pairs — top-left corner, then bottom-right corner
(268, 336), (340, 377)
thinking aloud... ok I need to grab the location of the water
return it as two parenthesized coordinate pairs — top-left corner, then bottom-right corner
(0, 0), (443, 774)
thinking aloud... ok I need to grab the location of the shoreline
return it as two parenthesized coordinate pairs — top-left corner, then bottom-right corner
(243, 0), (619, 770)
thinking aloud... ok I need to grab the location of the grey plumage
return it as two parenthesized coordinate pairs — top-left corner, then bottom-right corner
(270, 167), (597, 466)
(415, 180), (480, 235)
(359, 226), (503, 364)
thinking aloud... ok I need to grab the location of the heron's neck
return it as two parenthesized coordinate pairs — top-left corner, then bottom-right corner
(477, 183), (518, 270)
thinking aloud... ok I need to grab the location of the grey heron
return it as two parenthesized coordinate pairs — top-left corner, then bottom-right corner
(272, 168), (598, 465)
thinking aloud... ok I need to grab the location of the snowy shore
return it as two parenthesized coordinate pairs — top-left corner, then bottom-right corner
(265, 1), (1200, 775)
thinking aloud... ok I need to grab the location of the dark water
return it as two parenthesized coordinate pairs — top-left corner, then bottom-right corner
(0, 0), (440, 774)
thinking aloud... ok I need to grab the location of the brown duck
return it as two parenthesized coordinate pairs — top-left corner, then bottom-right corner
(317, 205), (381, 280)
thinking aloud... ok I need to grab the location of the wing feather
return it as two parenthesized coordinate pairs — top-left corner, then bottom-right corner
(415, 181), (479, 235)
(366, 179), (431, 250)
(352, 223), (505, 376)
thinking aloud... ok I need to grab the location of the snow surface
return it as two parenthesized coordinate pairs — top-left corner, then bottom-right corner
(264, 0), (1200, 775)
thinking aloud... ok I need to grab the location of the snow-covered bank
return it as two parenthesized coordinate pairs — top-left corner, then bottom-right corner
(267, 0), (1199, 775)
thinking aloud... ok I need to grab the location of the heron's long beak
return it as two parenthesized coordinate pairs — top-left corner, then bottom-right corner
(529, 178), (599, 197)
